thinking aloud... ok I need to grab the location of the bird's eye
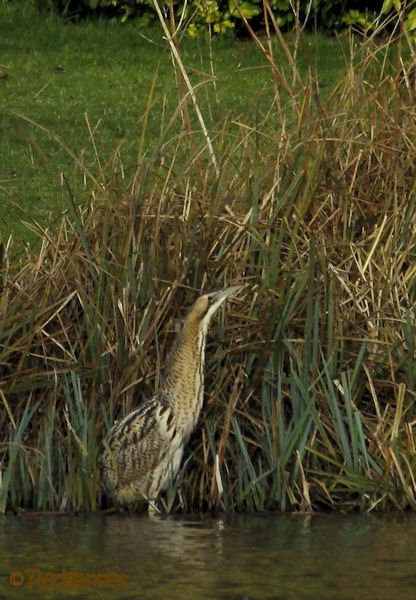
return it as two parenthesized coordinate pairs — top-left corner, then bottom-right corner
(207, 295), (217, 307)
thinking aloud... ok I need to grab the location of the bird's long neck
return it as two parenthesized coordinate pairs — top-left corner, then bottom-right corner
(161, 316), (208, 436)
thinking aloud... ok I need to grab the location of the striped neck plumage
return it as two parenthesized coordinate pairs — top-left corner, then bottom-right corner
(161, 316), (208, 430)
(159, 285), (241, 431)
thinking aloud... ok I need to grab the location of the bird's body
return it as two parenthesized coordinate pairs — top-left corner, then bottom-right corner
(100, 285), (240, 509)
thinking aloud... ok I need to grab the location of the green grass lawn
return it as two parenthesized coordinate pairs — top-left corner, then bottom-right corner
(2, 3), (416, 514)
(0, 2), (348, 245)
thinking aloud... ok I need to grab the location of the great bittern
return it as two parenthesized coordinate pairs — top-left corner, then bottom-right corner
(100, 285), (241, 509)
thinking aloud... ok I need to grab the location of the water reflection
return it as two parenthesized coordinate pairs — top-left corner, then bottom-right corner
(1, 512), (416, 599)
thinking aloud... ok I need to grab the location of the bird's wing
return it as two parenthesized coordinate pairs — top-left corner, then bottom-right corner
(102, 395), (178, 489)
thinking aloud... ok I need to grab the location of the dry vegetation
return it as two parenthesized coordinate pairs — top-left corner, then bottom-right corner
(1, 8), (416, 513)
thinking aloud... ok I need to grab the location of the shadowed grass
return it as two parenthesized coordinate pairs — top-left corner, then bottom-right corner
(1, 4), (416, 513)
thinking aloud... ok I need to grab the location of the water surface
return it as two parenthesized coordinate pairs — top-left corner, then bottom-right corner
(1, 512), (415, 599)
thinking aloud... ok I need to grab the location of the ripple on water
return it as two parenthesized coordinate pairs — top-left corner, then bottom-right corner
(1, 512), (416, 599)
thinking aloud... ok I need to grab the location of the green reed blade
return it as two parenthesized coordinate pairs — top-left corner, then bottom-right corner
(0, 399), (39, 513)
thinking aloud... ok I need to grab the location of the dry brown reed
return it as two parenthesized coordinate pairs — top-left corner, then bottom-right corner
(1, 7), (416, 513)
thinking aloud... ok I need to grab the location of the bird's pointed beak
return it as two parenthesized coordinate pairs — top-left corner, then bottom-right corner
(211, 284), (244, 303)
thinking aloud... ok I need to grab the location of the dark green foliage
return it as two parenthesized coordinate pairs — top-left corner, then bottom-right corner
(10, 0), (414, 36)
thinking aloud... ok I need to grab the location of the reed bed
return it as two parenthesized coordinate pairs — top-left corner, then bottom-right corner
(1, 11), (416, 513)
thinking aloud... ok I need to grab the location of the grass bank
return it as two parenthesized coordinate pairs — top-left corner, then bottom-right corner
(1, 2), (345, 245)
(1, 3), (416, 513)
